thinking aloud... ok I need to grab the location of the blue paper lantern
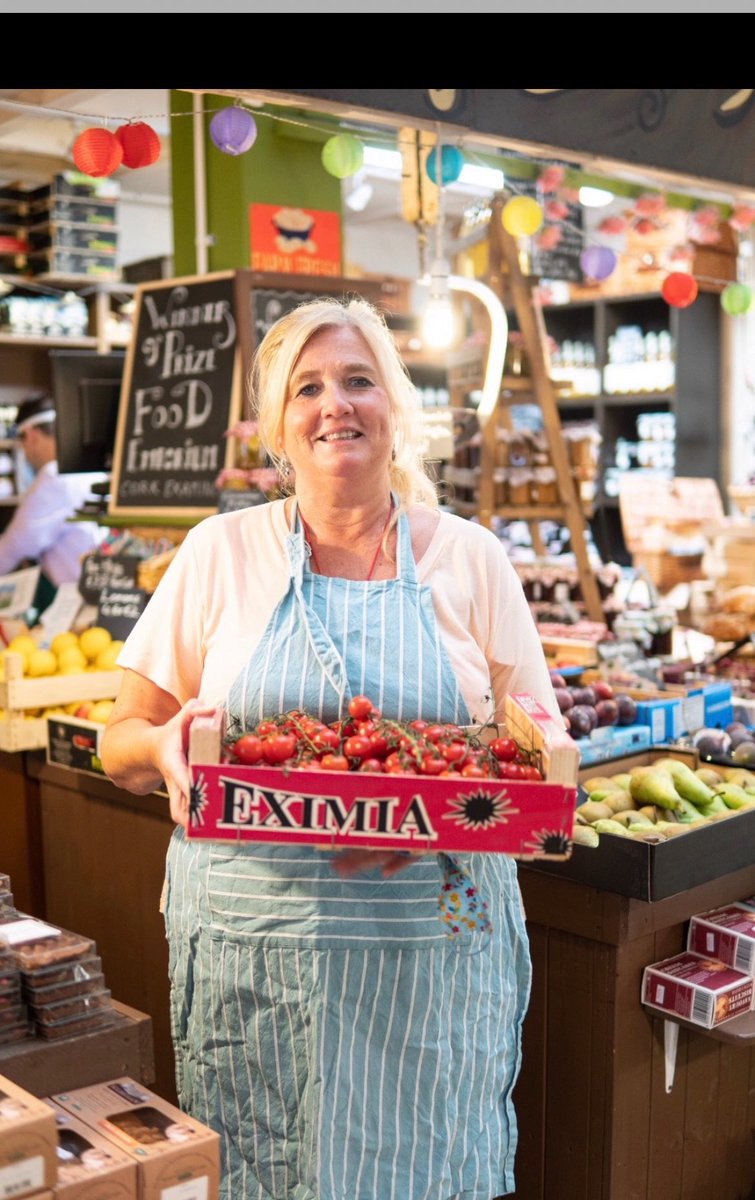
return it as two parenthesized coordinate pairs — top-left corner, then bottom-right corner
(426, 145), (464, 185)
(209, 107), (257, 156)
(579, 245), (618, 281)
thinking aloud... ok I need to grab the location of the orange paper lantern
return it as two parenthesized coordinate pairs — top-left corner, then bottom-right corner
(72, 128), (123, 178)
(115, 122), (161, 168)
(661, 272), (698, 309)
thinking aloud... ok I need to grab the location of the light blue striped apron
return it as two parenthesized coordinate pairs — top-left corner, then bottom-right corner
(164, 503), (532, 1200)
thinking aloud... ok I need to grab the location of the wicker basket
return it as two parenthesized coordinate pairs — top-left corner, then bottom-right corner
(631, 550), (706, 592)
(137, 547), (179, 594)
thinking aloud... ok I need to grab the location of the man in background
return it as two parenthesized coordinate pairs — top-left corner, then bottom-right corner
(0, 392), (105, 596)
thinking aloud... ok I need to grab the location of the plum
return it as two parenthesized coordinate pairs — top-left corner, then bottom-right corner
(595, 698), (619, 726)
(553, 687), (574, 713)
(593, 680), (615, 701)
(571, 685), (597, 708)
(569, 704), (596, 738)
(549, 671), (567, 690)
(693, 728), (731, 760)
(614, 694), (638, 726)
(731, 740), (755, 766)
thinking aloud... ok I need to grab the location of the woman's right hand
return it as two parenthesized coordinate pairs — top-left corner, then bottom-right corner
(154, 699), (219, 828)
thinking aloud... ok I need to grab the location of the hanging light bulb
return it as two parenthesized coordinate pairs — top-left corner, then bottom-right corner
(421, 258), (458, 349)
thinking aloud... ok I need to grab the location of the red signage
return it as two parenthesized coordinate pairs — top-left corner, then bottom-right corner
(250, 203), (341, 277)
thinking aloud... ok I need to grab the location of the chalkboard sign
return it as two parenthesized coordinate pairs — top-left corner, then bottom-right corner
(78, 553), (139, 606)
(518, 178), (584, 283)
(252, 287), (323, 344)
(217, 489), (269, 514)
(97, 586), (149, 640)
(109, 271), (244, 518)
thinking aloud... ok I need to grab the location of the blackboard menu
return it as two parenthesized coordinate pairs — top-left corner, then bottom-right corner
(97, 586), (149, 640)
(109, 272), (243, 518)
(252, 287), (325, 343)
(78, 552), (139, 606)
(518, 179), (584, 283)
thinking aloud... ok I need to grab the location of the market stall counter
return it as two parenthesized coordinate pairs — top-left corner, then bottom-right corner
(19, 752), (176, 1103)
(513, 858), (755, 1200)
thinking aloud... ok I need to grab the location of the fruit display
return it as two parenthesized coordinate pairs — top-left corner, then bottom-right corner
(549, 669), (637, 738)
(575, 757), (755, 845)
(227, 695), (545, 780)
(693, 721), (755, 766)
(0, 628), (123, 751)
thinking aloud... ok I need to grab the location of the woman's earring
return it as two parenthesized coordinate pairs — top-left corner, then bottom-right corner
(280, 458), (290, 478)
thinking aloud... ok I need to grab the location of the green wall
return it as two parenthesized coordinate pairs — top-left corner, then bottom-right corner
(170, 91), (343, 276)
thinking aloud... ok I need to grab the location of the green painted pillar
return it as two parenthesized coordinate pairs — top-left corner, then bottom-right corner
(170, 92), (343, 276)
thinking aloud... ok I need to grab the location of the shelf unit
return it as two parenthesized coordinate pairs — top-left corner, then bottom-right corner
(541, 290), (723, 563)
(0, 277), (133, 527)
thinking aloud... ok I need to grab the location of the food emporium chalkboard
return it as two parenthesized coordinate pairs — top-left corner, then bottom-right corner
(109, 272), (245, 518)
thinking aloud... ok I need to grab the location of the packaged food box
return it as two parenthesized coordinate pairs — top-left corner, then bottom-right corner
(187, 694), (579, 860)
(0, 892), (17, 919)
(21, 954), (102, 997)
(26, 248), (120, 281)
(27, 197), (118, 227)
(687, 905), (755, 977)
(641, 950), (754, 1029)
(36, 1006), (118, 1042)
(23, 969), (105, 1008)
(52, 1077), (220, 1200)
(0, 1072), (58, 1197)
(44, 1100), (138, 1199)
(27, 222), (118, 255)
(29, 988), (112, 1027)
(0, 916), (95, 971)
(0, 1019), (32, 1046)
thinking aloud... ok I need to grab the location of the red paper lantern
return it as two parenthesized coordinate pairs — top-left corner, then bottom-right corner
(115, 121), (161, 169)
(72, 128), (123, 178)
(661, 271), (698, 309)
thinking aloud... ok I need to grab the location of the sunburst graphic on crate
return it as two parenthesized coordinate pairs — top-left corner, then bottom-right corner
(442, 788), (516, 831)
(189, 773), (209, 826)
(524, 829), (572, 857)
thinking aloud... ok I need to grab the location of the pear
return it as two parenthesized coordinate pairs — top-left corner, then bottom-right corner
(695, 766), (725, 787)
(675, 796), (710, 824)
(629, 767), (683, 811)
(654, 821), (693, 838)
(638, 805), (660, 823)
(602, 790), (636, 814)
(571, 825), (600, 849)
(652, 757), (715, 808)
(592, 818), (633, 838)
(714, 783), (755, 811)
(576, 800), (615, 823)
(609, 773), (633, 791)
(582, 775), (623, 794)
(612, 809), (654, 828)
(723, 768), (755, 789)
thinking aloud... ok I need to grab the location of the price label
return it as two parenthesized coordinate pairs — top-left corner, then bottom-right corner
(79, 554), (139, 606)
(97, 586), (149, 640)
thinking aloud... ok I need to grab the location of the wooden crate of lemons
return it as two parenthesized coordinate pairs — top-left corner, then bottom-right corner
(0, 628), (123, 752)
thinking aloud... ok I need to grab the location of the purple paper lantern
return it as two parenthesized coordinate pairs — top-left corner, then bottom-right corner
(579, 245), (617, 281)
(209, 106), (257, 156)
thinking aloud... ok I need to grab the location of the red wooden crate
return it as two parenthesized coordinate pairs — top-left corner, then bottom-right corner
(187, 694), (579, 860)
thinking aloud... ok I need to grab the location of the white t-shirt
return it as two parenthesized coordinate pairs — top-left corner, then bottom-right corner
(119, 500), (560, 726)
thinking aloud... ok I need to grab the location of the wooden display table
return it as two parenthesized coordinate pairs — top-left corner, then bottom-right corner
(514, 863), (755, 1200)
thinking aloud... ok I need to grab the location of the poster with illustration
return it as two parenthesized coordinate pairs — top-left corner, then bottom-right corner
(250, 204), (341, 277)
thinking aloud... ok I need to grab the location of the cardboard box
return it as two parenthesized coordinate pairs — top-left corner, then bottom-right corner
(52, 1079), (219, 1200)
(528, 746), (755, 900)
(574, 722), (651, 766)
(687, 905), (755, 976)
(641, 951), (754, 1028)
(43, 1100), (137, 1199)
(187, 695), (580, 861)
(0, 1073), (58, 1198)
(634, 696), (682, 743)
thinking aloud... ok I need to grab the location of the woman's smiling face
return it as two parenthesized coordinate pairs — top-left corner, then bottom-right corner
(281, 324), (394, 487)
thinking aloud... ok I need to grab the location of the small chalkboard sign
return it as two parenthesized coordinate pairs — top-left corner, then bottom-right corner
(109, 271), (245, 519)
(518, 176), (584, 283)
(79, 553), (139, 607)
(217, 489), (269, 514)
(97, 586), (149, 640)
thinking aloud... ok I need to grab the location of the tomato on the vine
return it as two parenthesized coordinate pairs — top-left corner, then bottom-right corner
(262, 733), (298, 764)
(489, 737), (520, 762)
(312, 728), (340, 752)
(320, 753), (349, 772)
(348, 695), (374, 720)
(232, 734), (264, 764)
(343, 734), (372, 760)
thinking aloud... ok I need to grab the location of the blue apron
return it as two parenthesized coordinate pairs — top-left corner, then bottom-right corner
(164, 504), (532, 1200)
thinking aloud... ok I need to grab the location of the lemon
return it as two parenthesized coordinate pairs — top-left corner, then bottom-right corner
(89, 699), (115, 724)
(26, 648), (58, 678)
(50, 631), (79, 657)
(56, 646), (88, 673)
(78, 626), (112, 663)
(94, 640), (124, 671)
(6, 634), (38, 670)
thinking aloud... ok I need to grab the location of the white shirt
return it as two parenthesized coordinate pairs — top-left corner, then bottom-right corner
(0, 461), (106, 586)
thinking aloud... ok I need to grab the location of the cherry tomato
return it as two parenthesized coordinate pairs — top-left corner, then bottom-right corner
(256, 720), (278, 737)
(409, 719), (429, 733)
(460, 762), (489, 778)
(232, 734), (264, 764)
(422, 724), (447, 743)
(420, 754), (446, 776)
(490, 737), (519, 762)
(359, 757), (385, 773)
(518, 763), (544, 781)
(348, 695), (374, 720)
(367, 732), (389, 758)
(384, 751), (409, 774)
(344, 735), (372, 760)
(312, 728), (340, 752)
(440, 740), (467, 764)
(499, 761), (528, 780)
(320, 753), (349, 772)
(262, 733), (298, 764)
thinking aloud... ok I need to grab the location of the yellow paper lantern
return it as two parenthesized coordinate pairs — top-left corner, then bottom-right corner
(502, 196), (544, 238)
(321, 133), (364, 179)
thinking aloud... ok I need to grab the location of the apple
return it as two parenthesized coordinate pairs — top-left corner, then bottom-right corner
(74, 701), (94, 720)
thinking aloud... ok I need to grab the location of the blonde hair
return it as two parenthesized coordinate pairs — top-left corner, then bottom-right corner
(250, 296), (438, 509)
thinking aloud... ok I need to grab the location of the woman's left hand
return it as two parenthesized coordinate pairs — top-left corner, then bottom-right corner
(331, 848), (424, 878)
